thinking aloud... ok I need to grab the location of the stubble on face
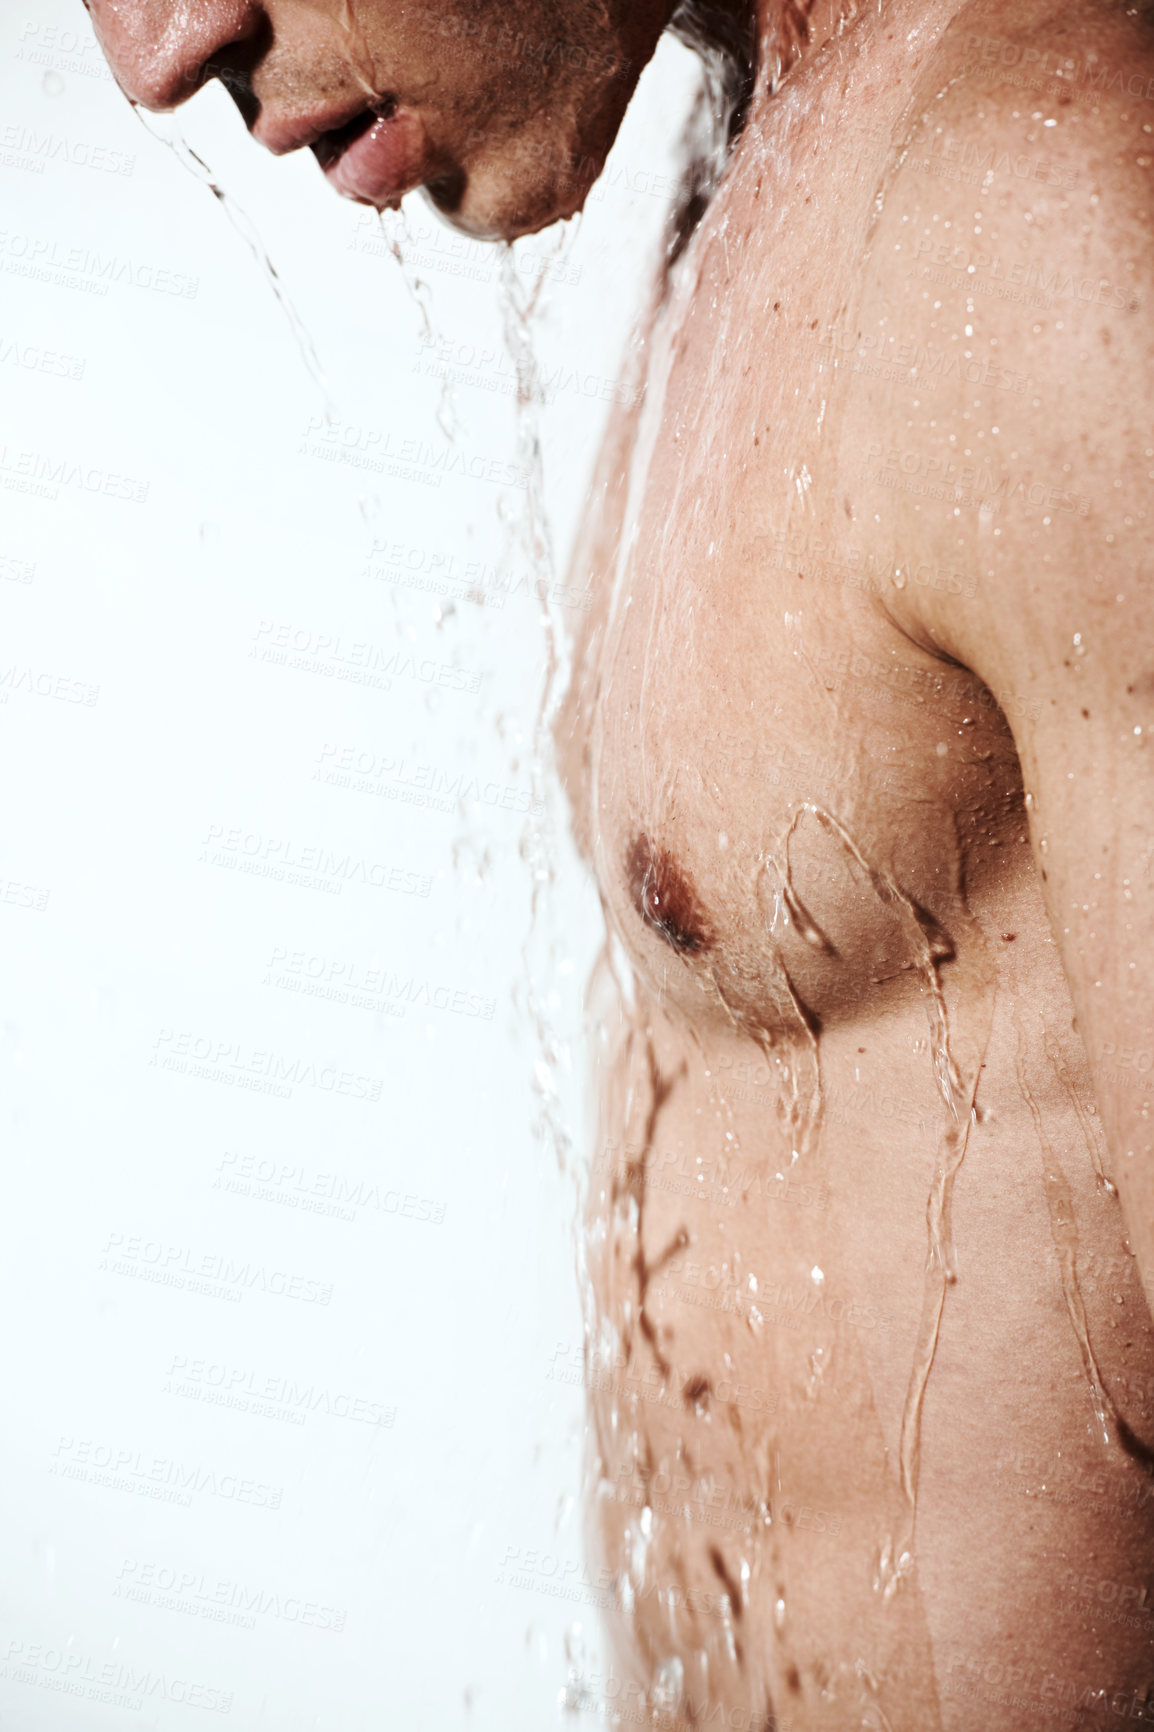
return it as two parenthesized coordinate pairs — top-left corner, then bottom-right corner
(174, 0), (670, 236)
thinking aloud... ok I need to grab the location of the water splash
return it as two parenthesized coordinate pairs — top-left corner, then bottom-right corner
(375, 207), (460, 440)
(131, 111), (332, 407)
(497, 238), (582, 1178)
(376, 207), (436, 341)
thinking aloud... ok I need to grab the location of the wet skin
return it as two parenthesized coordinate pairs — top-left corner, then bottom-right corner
(82, 0), (673, 237)
(89, 0), (1154, 1723)
(557, 0), (1154, 1724)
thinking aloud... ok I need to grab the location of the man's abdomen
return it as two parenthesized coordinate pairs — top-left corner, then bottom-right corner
(582, 925), (1154, 1731)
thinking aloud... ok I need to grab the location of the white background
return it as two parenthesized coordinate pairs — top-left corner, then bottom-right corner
(0, 6), (700, 1728)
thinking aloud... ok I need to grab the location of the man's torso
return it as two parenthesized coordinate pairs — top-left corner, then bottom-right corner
(558, 1), (1154, 1723)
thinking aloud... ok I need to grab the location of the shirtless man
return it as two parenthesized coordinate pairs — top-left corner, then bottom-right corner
(87, 0), (1154, 1725)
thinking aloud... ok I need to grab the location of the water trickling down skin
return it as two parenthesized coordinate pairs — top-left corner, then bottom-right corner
(771, 805), (990, 1542)
(1017, 1014), (1154, 1474)
(584, 798), (972, 1723)
(1043, 1025), (1118, 1199)
(563, 0), (1154, 1712)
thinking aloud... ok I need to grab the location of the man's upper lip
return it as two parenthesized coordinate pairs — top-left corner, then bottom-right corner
(252, 97), (383, 159)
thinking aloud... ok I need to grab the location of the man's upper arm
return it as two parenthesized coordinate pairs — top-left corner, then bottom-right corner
(864, 16), (1154, 1300)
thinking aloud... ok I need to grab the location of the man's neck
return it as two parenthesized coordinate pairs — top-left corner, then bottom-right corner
(756, 0), (892, 90)
(666, 0), (884, 140)
(658, 0), (927, 274)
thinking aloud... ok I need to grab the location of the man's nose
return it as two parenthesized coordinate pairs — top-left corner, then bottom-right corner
(86, 0), (265, 111)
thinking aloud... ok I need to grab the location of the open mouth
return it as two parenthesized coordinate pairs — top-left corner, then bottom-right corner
(308, 94), (430, 208)
(310, 96), (396, 174)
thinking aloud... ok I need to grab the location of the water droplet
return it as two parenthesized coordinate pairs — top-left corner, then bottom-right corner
(564, 1623), (586, 1667)
(653, 1657), (684, 1712)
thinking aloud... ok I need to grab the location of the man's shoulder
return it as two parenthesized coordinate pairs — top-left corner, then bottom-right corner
(931, 0), (1154, 102)
(862, 0), (1154, 413)
(903, 0), (1154, 207)
(826, 0), (1154, 362)
(847, 0), (1154, 666)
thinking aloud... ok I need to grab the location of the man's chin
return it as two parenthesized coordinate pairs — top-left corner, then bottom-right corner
(420, 158), (601, 244)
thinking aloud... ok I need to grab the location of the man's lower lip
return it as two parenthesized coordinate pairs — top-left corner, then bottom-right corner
(319, 109), (425, 206)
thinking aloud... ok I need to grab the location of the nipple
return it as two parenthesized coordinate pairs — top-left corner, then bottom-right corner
(627, 832), (714, 955)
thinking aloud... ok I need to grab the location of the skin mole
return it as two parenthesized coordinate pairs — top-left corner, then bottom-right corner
(626, 831), (714, 956)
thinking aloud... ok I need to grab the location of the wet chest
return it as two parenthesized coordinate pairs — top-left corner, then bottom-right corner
(583, 231), (1022, 1038)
